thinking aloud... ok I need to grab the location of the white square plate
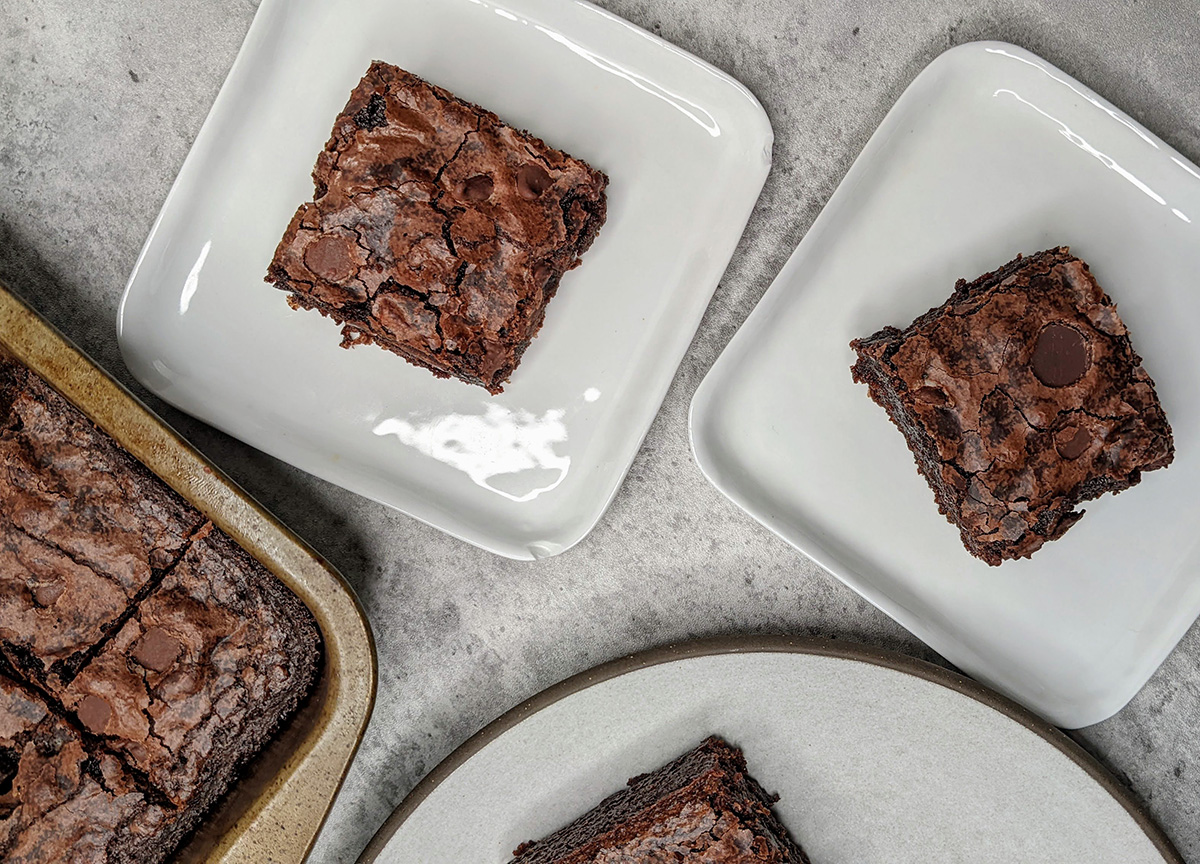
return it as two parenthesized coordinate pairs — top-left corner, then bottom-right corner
(690, 42), (1200, 728)
(118, 0), (771, 559)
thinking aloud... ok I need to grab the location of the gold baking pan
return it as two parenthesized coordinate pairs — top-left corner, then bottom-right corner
(0, 283), (376, 863)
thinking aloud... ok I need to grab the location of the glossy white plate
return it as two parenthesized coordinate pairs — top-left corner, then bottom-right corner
(118, 0), (771, 560)
(690, 42), (1200, 728)
(360, 639), (1180, 863)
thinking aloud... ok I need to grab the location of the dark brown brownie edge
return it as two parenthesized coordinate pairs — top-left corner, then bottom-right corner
(511, 736), (808, 863)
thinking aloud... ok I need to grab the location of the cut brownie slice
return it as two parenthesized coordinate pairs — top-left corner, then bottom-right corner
(0, 522), (133, 690)
(60, 526), (322, 809)
(511, 736), (809, 863)
(0, 362), (208, 689)
(0, 674), (171, 864)
(266, 60), (608, 393)
(851, 247), (1174, 565)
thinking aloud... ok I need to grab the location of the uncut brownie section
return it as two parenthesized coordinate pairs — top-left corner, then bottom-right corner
(266, 60), (608, 393)
(511, 736), (809, 863)
(850, 247), (1174, 565)
(0, 361), (207, 691)
(60, 526), (322, 810)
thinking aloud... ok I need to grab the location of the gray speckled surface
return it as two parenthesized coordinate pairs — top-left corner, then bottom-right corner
(1, 0), (1198, 861)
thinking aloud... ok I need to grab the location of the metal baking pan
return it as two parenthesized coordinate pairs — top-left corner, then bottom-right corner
(0, 283), (376, 863)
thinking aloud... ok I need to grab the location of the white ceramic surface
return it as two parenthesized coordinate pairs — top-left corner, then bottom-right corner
(690, 42), (1200, 728)
(117, 0), (771, 560)
(370, 650), (1171, 863)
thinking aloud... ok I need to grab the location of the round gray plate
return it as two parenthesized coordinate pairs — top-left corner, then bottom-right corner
(361, 637), (1180, 863)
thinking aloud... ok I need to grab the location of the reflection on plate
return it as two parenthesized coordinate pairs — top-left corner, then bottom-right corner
(118, 0), (771, 559)
(362, 638), (1180, 864)
(691, 42), (1200, 727)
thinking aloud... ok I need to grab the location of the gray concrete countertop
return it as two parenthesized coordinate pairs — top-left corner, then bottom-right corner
(2, 0), (1198, 860)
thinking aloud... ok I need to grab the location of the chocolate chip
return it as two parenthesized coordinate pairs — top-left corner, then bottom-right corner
(1056, 426), (1091, 460)
(132, 627), (182, 673)
(77, 695), (111, 735)
(30, 580), (64, 608)
(516, 164), (553, 199)
(458, 174), (494, 202)
(304, 235), (359, 282)
(533, 262), (555, 288)
(1032, 323), (1089, 387)
(913, 386), (948, 405)
(353, 93), (388, 130)
(933, 407), (961, 441)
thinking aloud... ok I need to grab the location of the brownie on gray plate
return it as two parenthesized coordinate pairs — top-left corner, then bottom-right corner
(851, 247), (1173, 565)
(510, 736), (809, 863)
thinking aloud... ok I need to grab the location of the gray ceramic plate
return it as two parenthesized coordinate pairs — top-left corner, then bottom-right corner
(361, 637), (1180, 864)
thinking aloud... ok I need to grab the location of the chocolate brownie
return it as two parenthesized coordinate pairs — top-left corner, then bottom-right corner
(266, 60), (608, 393)
(61, 526), (321, 809)
(0, 674), (171, 864)
(511, 736), (809, 863)
(0, 360), (323, 862)
(0, 362), (207, 689)
(850, 247), (1174, 565)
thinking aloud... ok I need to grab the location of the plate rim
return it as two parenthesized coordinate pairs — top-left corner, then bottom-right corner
(687, 38), (1200, 727)
(115, 0), (773, 561)
(356, 635), (1182, 864)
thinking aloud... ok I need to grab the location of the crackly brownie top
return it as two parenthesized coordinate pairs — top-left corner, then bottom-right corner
(268, 61), (607, 385)
(853, 247), (1173, 548)
(512, 737), (803, 864)
(0, 363), (207, 688)
(0, 363), (204, 593)
(61, 527), (319, 807)
(0, 675), (167, 863)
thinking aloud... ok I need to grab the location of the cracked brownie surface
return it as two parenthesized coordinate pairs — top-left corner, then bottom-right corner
(0, 674), (171, 864)
(0, 362), (207, 691)
(0, 359), (322, 863)
(851, 247), (1174, 565)
(62, 526), (321, 810)
(266, 60), (609, 393)
(511, 736), (809, 864)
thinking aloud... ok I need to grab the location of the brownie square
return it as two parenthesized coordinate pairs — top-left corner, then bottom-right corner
(511, 736), (809, 863)
(0, 363), (207, 690)
(266, 61), (609, 393)
(850, 247), (1174, 565)
(60, 526), (321, 810)
(0, 674), (171, 864)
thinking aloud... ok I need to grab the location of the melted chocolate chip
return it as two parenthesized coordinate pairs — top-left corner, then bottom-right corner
(133, 627), (183, 673)
(933, 407), (961, 440)
(458, 174), (494, 202)
(77, 694), (111, 735)
(516, 164), (553, 199)
(353, 93), (388, 130)
(532, 262), (555, 288)
(1057, 426), (1091, 460)
(1032, 323), (1089, 387)
(304, 235), (359, 282)
(913, 386), (948, 405)
(30, 580), (64, 608)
